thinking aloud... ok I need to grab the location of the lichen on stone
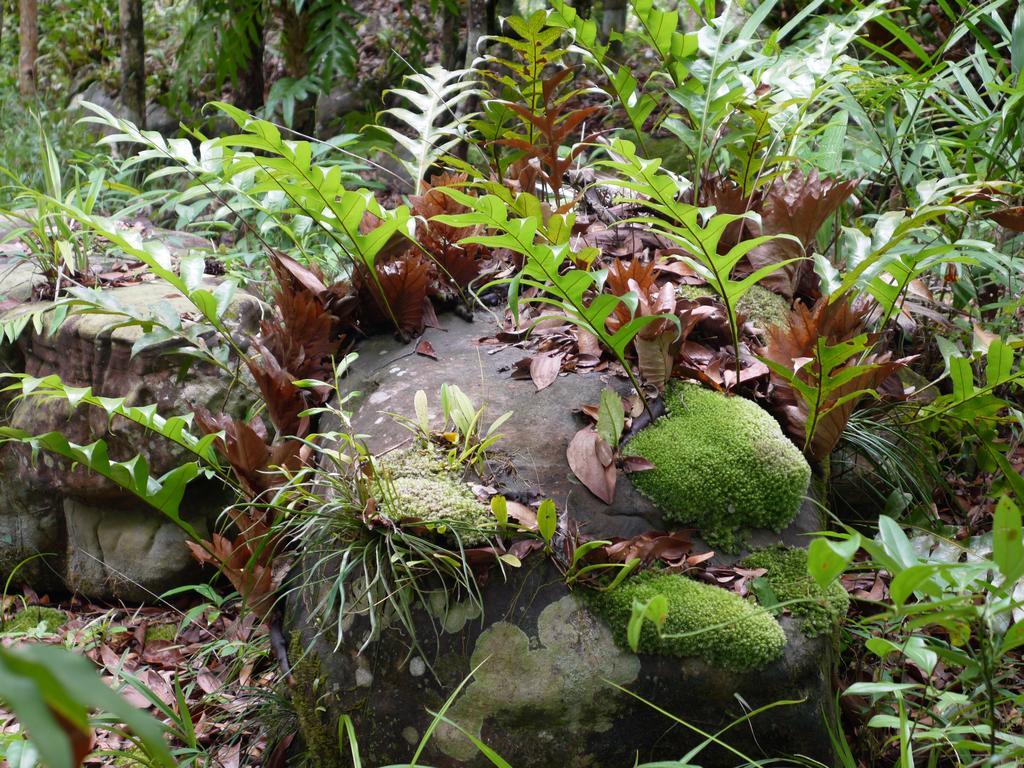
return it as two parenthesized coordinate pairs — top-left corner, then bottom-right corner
(435, 595), (641, 761)
(375, 449), (495, 545)
(626, 382), (811, 551)
(678, 283), (791, 330)
(585, 571), (786, 672)
(742, 546), (850, 637)
(1, 606), (66, 635)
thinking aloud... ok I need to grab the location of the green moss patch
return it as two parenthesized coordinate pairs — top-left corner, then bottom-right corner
(742, 546), (850, 637)
(626, 382), (811, 551)
(1, 606), (66, 635)
(376, 449), (495, 545)
(144, 624), (178, 643)
(678, 283), (790, 329)
(585, 572), (786, 672)
(289, 633), (342, 768)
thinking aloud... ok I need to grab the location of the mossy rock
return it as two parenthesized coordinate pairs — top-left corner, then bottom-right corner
(376, 449), (496, 545)
(678, 283), (791, 329)
(286, 556), (834, 767)
(626, 382), (811, 551)
(742, 546), (851, 637)
(289, 633), (344, 768)
(1, 606), (66, 635)
(584, 571), (785, 671)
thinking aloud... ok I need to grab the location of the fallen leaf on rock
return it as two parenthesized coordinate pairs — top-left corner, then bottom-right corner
(602, 530), (695, 565)
(530, 352), (563, 390)
(621, 455), (656, 472)
(567, 428), (617, 504)
(507, 501), (538, 530)
(415, 339), (437, 359)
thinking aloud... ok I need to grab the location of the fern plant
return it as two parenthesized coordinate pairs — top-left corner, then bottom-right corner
(434, 189), (676, 401)
(547, 0), (660, 157)
(379, 65), (481, 193)
(601, 139), (798, 381)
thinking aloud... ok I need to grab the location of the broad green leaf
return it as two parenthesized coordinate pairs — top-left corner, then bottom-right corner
(993, 495), (1024, 583)
(597, 389), (626, 450)
(807, 534), (861, 588)
(537, 499), (557, 544)
(877, 516), (918, 571)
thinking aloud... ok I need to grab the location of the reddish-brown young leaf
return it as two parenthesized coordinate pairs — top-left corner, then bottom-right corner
(985, 206), (1024, 232)
(245, 342), (310, 438)
(268, 249), (329, 297)
(693, 173), (759, 253)
(410, 173), (487, 295)
(355, 253), (431, 339)
(742, 170), (858, 299)
(193, 407), (304, 499)
(492, 67), (606, 206)
(762, 296), (908, 461)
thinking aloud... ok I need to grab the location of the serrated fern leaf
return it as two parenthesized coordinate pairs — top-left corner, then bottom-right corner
(380, 66), (480, 193)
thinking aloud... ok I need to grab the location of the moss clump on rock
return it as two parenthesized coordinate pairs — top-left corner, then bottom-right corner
(1, 606), (66, 635)
(144, 624), (177, 643)
(678, 283), (790, 329)
(289, 633), (342, 768)
(376, 449), (495, 545)
(585, 572), (786, 672)
(626, 382), (811, 551)
(742, 546), (850, 637)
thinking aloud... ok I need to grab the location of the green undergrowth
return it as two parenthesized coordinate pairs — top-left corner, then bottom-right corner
(742, 546), (850, 637)
(584, 571), (786, 672)
(626, 382), (811, 551)
(0, 606), (66, 635)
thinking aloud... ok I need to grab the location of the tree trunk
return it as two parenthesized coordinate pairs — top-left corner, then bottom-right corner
(464, 0), (487, 69)
(18, 0), (38, 98)
(439, 2), (460, 69)
(235, 3), (265, 111)
(487, 0), (513, 34)
(280, 2), (315, 134)
(119, 0), (146, 127)
(601, 0), (627, 57)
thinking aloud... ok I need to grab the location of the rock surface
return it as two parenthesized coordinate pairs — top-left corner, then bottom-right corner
(288, 311), (835, 766)
(289, 557), (834, 768)
(342, 312), (821, 547)
(0, 269), (260, 600)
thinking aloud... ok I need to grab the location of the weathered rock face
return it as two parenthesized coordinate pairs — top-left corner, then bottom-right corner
(0, 272), (260, 600)
(290, 558), (833, 768)
(287, 312), (835, 766)
(341, 312), (821, 548)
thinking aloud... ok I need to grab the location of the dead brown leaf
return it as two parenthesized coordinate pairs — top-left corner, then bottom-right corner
(566, 428), (617, 504)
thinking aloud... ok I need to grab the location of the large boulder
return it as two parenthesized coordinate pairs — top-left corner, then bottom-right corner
(339, 312), (821, 548)
(287, 312), (836, 766)
(0, 270), (260, 600)
(290, 557), (833, 768)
